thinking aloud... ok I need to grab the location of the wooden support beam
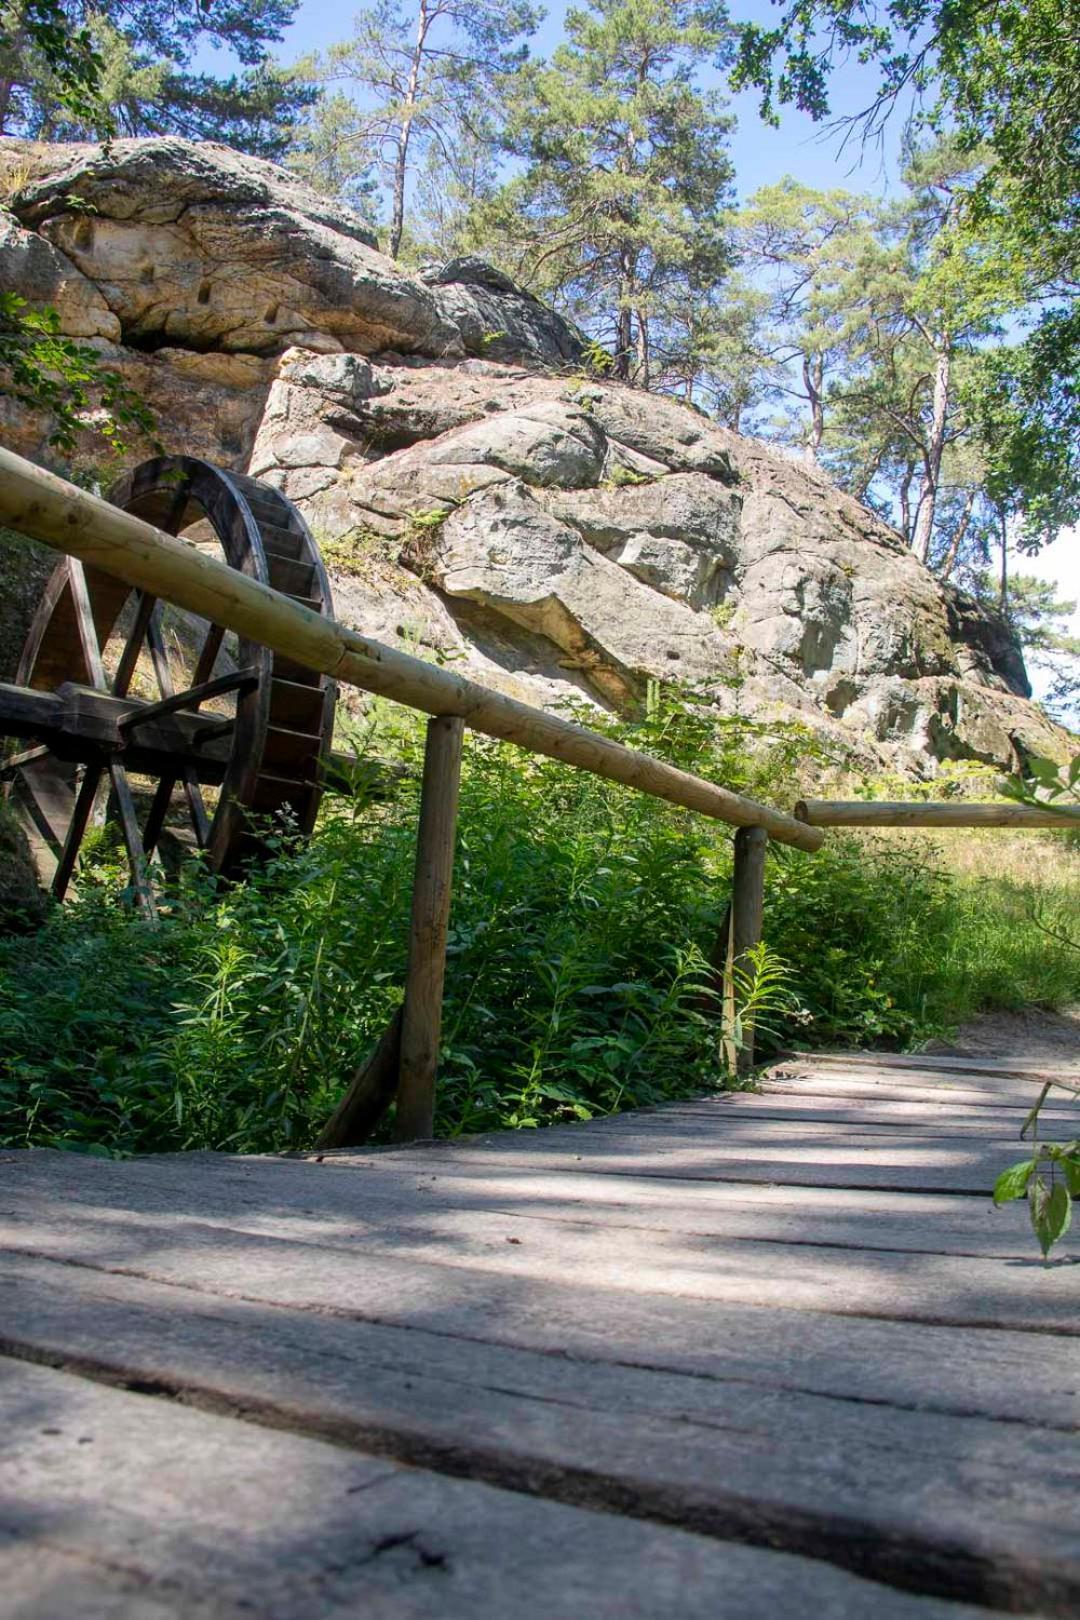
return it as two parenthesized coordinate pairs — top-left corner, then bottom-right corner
(313, 1009), (404, 1150)
(795, 798), (1080, 829)
(394, 716), (465, 1142)
(730, 826), (768, 1077)
(0, 447), (822, 852)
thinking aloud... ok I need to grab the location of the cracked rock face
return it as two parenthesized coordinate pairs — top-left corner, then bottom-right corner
(0, 137), (1072, 773)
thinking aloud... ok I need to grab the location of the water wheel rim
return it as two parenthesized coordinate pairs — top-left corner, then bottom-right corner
(7, 456), (335, 898)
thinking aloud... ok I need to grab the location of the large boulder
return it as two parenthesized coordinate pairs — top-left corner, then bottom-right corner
(0, 136), (1071, 774)
(8, 137), (458, 358)
(420, 256), (585, 369)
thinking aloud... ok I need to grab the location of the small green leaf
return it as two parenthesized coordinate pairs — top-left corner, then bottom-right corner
(1029, 756), (1063, 788)
(993, 1158), (1036, 1204)
(1031, 1179), (1072, 1258)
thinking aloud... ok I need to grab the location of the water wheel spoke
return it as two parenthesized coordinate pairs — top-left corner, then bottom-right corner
(52, 763), (104, 901)
(0, 744), (52, 780)
(119, 667), (259, 734)
(64, 559), (157, 922)
(192, 622), (226, 686)
(144, 606), (213, 851)
(68, 558), (109, 689)
(111, 590), (157, 700)
(107, 760), (159, 922)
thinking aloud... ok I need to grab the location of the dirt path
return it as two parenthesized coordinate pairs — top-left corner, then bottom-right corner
(927, 1005), (1080, 1064)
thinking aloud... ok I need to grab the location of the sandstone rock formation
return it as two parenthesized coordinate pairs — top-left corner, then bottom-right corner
(0, 136), (1071, 775)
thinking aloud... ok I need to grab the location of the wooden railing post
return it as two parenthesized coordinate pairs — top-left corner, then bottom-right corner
(394, 715), (465, 1141)
(730, 825), (768, 1077)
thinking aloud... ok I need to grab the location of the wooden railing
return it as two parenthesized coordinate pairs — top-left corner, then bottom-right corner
(0, 447), (821, 1140)
(796, 799), (1080, 828)
(2, 448), (1076, 1142)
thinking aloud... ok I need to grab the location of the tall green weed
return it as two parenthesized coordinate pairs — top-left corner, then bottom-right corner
(2, 692), (1078, 1155)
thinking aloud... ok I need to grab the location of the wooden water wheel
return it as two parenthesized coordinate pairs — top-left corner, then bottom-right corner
(1, 456), (336, 920)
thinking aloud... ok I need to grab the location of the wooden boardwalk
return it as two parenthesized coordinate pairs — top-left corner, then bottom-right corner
(2, 1050), (1078, 1619)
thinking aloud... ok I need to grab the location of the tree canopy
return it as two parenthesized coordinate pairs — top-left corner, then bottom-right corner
(473, 0), (736, 388)
(0, 0), (312, 153)
(292, 0), (539, 259)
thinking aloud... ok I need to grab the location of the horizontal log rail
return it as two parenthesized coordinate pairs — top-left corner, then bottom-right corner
(0, 448), (821, 854)
(796, 799), (1080, 829)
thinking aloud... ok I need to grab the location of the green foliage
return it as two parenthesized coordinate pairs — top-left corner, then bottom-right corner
(3, 690), (1079, 1158)
(731, 0), (1079, 562)
(732, 178), (874, 455)
(732, 0), (1078, 259)
(0, 290), (156, 455)
(993, 1081), (1079, 1260)
(0, 0), (313, 154)
(473, 0), (736, 388)
(0, 0), (104, 132)
(1002, 753), (1080, 817)
(986, 757), (1079, 1259)
(968, 308), (1080, 551)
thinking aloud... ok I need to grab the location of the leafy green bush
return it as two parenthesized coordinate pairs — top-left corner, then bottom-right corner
(2, 691), (1078, 1156)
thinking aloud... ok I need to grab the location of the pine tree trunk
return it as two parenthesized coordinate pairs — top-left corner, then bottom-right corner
(636, 308), (650, 390)
(937, 489), (976, 580)
(911, 341), (951, 564)
(899, 462), (914, 544)
(388, 0), (430, 260)
(614, 248), (634, 382)
(0, 4), (24, 134)
(802, 354), (824, 463)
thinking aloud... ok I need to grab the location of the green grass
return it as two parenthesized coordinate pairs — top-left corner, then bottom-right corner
(2, 689), (1078, 1157)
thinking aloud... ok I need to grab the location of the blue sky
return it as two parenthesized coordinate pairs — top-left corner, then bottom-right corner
(262, 0), (905, 205)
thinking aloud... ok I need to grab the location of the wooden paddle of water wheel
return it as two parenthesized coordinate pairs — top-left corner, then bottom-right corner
(0, 456), (336, 921)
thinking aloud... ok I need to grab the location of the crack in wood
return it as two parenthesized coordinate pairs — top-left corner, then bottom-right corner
(0, 1338), (1070, 1615)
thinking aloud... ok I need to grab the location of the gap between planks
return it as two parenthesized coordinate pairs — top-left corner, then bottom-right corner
(0, 1352), (1037, 1620)
(3, 1258), (1079, 1616)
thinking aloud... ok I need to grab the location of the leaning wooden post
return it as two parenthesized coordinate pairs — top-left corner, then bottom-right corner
(730, 825), (768, 1077)
(394, 715), (465, 1141)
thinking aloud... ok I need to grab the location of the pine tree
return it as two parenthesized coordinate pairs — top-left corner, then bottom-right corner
(0, 0), (312, 155)
(827, 140), (1018, 565)
(734, 179), (875, 461)
(476, 0), (736, 387)
(296, 0), (538, 260)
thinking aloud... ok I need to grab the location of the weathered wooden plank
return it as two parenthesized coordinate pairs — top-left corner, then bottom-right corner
(0, 1145), (1050, 1260)
(769, 1069), (1073, 1108)
(2, 1168), (1075, 1331)
(4, 1236), (1076, 1430)
(654, 1095), (1077, 1133)
(311, 1134), (1033, 1195)
(2, 1263), (1076, 1614)
(580, 1107), (1043, 1144)
(760, 1077), (1079, 1111)
(7, 1358), (995, 1620)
